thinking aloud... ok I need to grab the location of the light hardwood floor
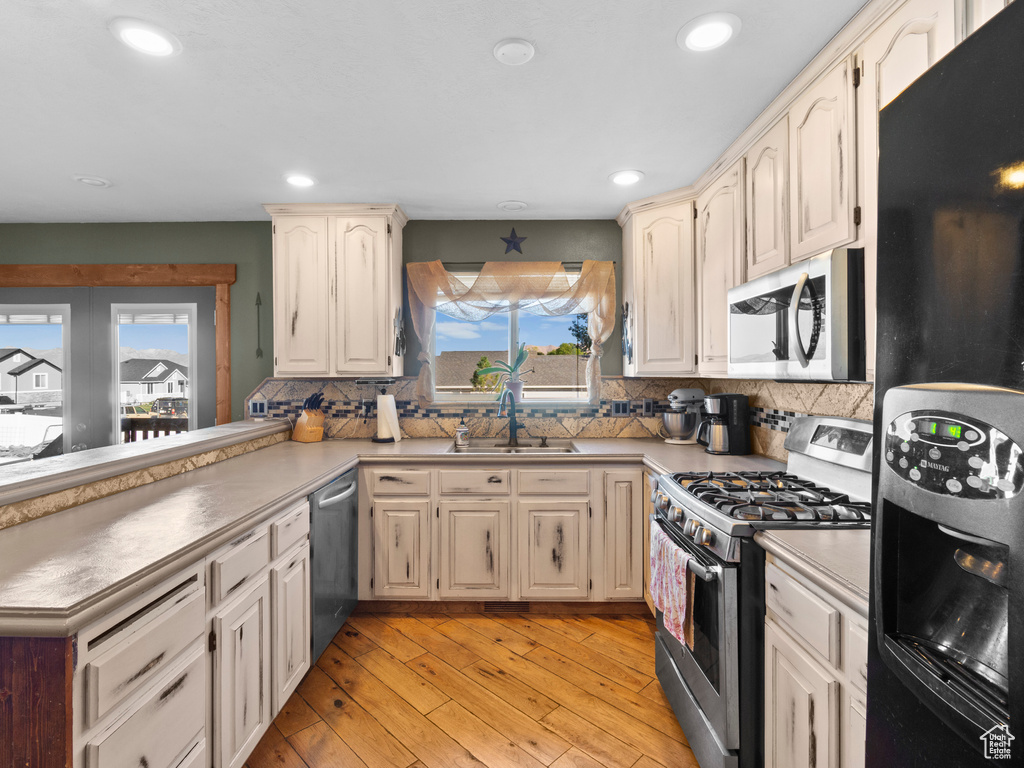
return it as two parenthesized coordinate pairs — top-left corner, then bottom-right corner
(245, 612), (699, 768)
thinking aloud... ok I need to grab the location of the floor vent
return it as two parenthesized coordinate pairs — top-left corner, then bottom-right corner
(484, 601), (529, 613)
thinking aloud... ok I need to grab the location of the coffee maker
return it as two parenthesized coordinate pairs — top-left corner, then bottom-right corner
(695, 393), (750, 455)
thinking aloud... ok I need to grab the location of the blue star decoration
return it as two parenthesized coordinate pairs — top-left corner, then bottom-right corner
(500, 228), (527, 254)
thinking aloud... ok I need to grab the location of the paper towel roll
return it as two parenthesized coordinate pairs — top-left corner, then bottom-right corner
(377, 395), (401, 442)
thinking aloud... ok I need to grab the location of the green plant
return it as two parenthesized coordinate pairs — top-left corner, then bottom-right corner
(476, 342), (533, 396)
(470, 356), (499, 391)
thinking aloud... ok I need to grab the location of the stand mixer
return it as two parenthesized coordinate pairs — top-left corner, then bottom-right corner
(661, 388), (705, 444)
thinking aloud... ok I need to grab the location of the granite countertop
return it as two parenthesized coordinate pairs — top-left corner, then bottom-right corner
(0, 437), (783, 636)
(755, 528), (871, 615)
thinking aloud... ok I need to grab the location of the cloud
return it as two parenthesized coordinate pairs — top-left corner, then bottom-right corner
(436, 322), (481, 340)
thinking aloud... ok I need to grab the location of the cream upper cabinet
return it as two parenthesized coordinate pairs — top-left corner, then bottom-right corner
(697, 159), (745, 376)
(272, 216), (331, 375)
(789, 56), (858, 262)
(267, 203), (407, 378)
(964, 0), (1012, 35)
(745, 115), (790, 279)
(857, 0), (956, 381)
(624, 201), (697, 376)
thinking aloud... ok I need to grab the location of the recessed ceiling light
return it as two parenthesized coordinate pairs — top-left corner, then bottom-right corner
(493, 39), (535, 66)
(109, 18), (182, 57)
(72, 175), (112, 188)
(285, 174), (317, 187)
(610, 170), (644, 186)
(677, 13), (741, 52)
(497, 200), (528, 212)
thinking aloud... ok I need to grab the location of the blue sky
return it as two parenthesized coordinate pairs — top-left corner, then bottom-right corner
(118, 324), (189, 353)
(435, 312), (581, 356)
(0, 325), (63, 350)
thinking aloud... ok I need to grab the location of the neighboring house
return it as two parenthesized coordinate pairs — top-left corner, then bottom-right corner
(436, 350), (588, 396)
(119, 358), (189, 403)
(0, 348), (64, 405)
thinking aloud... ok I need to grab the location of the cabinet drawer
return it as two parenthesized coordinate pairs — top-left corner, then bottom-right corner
(439, 469), (510, 495)
(518, 470), (589, 495)
(211, 527), (271, 605)
(272, 502), (310, 558)
(765, 563), (840, 665)
(86, 646), (205, 768)
(176, 739), (206, 768)
(371, 469), (430, 496)
(85, 588), (205, 726)
(846, 619), (869, 691)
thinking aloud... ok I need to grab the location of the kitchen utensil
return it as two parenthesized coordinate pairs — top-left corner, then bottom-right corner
(662, 387), (704, 445)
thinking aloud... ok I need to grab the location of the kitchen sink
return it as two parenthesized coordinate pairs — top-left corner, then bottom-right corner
(448, 440), (578, 454)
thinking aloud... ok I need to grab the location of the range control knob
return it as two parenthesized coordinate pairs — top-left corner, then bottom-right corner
(694, 526), (714, 547)
(683, 519), (699, 536)
(669, 506), (684, 523)
(656, 494), (670, 512)
(650, 489), (659, 504)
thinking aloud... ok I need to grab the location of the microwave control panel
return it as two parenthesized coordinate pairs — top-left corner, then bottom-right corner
(884, 410), (1024, 498)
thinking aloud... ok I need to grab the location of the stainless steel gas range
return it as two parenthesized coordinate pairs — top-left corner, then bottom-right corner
(651, 416), (873, 768)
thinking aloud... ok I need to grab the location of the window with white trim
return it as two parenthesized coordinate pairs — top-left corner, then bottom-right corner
(33, 372), (47, 389)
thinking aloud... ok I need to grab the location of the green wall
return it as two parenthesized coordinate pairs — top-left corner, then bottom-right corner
(402, 220), (623, 376)
(0, 222), (273, 421)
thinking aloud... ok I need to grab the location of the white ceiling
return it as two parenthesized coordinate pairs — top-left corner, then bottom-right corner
(1, 0), (868, 223)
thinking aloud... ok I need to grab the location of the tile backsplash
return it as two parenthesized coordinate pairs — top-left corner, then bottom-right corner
(247, 377), (873, 463)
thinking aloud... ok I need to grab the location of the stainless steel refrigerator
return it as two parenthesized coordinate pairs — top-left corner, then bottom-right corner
(870, 3), (1024, 764)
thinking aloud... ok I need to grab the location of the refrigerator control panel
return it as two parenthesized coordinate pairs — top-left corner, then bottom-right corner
(884, 410), (1024, 498)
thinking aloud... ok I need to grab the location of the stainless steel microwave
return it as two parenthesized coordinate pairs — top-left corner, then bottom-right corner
(727, 248), (865, 381)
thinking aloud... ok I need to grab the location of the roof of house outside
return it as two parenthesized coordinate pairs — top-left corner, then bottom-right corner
(436, 350), (588, 388)
(8, 357), (61, 376)
(120, 358), (189, 384)
(0, 348), (32, 364)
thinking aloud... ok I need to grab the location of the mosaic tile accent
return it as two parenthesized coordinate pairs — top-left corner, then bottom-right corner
(0, 431), (289, 531)
(246, 376), (874, 463)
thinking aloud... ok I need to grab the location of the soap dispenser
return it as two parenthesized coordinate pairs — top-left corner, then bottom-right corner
(455, 417), (469, 448)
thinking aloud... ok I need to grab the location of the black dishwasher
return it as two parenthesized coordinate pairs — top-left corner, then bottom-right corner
(309, 468), (358, 662)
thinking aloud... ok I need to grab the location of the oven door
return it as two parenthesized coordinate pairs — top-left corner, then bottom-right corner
(653, 515), (740, 752)
(727, 247), (862, 381)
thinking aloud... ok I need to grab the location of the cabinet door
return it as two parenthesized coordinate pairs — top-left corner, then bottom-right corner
(620, 216), (638, 376)
(765, 621), (839, 768)
(746, 115), (790, 279)
(603, 470), (643, 599)
(698, 159), (745, 376)
(965, 0), (1011, 36)
(518, 500), (589, 598)
(272, 216), (331, 375)
(373, 499), (431, 598)
(272, 544), (311, 712)
(642, 471), (657, 615)
(789, 57), (857, 262)
(439, 501), (509, 598)
(213, 574), (272, 768)
(633, 201), (697, 376)
(844, 688), (868, 768)
(858, 0), (956, 381)
(333, 217), (391, 375)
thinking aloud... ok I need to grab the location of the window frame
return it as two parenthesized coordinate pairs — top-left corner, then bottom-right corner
(430, 269), (590, 405)
(33, 372), (48, 389)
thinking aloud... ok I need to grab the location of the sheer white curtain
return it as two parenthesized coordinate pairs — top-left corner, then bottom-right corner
(406, 260), (616, 405)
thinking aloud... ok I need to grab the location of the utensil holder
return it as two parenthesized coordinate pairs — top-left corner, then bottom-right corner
(292, 409), (326, 442)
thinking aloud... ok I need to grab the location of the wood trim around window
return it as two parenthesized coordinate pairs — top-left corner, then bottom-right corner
(0, 264), (237, 424)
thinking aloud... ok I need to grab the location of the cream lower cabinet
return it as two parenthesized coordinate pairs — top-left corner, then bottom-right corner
(213, 574), (272, 768)
(764, 555), (869, 768)
(439, 500), (510, 597)
(603, 469), (643, 600)
(267, 203), (407, 378)
(697, 158), (745, 376)
(372, 498), (432, 598)
(272, 543), (311, 711)
(518, 499), (589, 599)
(642, 469), (657, 615)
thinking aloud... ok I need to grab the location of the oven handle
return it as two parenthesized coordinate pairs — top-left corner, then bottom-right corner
(788, 271), (811, 368)
(654, 516), (719, 583)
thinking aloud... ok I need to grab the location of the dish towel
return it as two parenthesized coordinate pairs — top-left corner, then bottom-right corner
(650, 524), (696, 650)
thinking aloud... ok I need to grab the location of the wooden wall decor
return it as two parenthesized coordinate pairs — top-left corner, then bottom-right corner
(0, 264), (237, 425)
